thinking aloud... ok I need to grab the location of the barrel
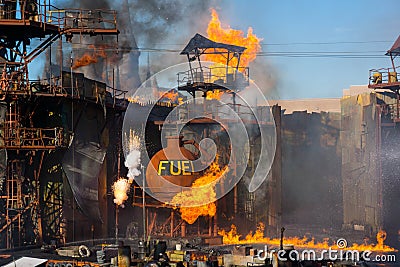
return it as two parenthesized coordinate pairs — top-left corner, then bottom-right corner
(389, 72), (398, 83)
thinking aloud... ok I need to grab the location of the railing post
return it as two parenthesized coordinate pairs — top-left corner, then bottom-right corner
(397, 94), (399, 121)
(43, 0), (46, 24)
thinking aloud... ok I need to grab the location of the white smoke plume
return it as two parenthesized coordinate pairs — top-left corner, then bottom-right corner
(125, 149), (141, 183)
(112, 130), (141, 206)
(124, 129), (141, 183)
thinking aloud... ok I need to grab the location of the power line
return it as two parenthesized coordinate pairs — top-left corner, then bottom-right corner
(117, 40), (393, 46)
(57, 45), (391, 59)
(260, 40), (393, 46)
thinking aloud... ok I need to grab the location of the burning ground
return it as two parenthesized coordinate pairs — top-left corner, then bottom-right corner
(219, 223), (397, 253)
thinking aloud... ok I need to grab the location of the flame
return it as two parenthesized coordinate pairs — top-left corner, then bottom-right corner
(205, 9), (261, 68)
(206, 89), (224, 100)
(219, 223), (397, 252)
(128, 90), (183, 107)
(112, 178), (131, 206)
(159, 90), (179, 102)
(127, 95), (145, 105)
(171, 159), (228, 224)
(72, 45), (108, 69)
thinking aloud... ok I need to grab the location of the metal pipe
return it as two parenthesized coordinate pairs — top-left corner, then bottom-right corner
(213, 208), (217, 237)
(170, 211), (174, 237)
(115, 144), (121, 245)
(234, 185), (237, 215)
(181, 221), (186, 237)
(142, 164), (146, 241)
(59, 37), (62, 94)
(376, 105), (383, 226)
(70, 51), (73, 98)
(208, 217), (212, 236)
(390, 53), (396, 72)
(226, 51), (230, 77)
(187, 54), (194, 82)
(113, 68), (115, 108)
(115, 205), (119, 244)
(280, 227), (285, 250)
(397, 94), (399, 120)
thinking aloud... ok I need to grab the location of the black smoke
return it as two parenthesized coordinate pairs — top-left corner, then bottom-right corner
(54, 0), (219, 90)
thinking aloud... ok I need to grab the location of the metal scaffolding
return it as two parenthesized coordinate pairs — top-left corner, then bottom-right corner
(0, 0), (121, 248)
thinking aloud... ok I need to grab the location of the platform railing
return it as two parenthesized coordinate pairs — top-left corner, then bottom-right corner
(0, 0), (43, 22)
(369, 66), (399, 86)
(46, 7), (118, 32)
(177, 66), (250, 89)
(0, 126), (67, 149)
(0, 0), (64, 27)
(0, 1), (118, 32)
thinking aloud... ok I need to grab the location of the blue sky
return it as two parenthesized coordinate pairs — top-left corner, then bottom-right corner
(214, 0), (400, 99)
(38, 0), (400, 100)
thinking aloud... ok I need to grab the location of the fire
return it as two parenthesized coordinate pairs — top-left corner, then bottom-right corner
(112, 177), (132, 206)
(128, 90), (183, 107)
(219, 223), (397, 252)
(127, 95), (148, 106)
(205, 9), (261, 68)
(72, 44), (108, 69)
(171, 159), (229, 224)
(159, 90), (179, 102)
(206, 89), (224, 100)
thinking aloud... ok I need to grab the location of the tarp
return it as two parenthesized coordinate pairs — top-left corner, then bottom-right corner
(62, 104), (106, 222)
(62, 141), (106, 222)
(2, 257), (47, 267)
(180, 33), (246, 55)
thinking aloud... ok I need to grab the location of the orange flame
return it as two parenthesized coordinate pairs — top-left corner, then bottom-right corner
(112, 177), (132, 206)
(219, 223), (397, 252)
(171, 159), (228, 224)
(205, 9), (261, 68)
(206, 89), (224, 100)
(72, 45), (108, 69)
(127, 90), (183, 107)
(159, 90), (179, 102)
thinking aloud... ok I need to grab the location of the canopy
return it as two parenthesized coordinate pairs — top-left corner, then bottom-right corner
(386, 35), (400, 56)
(180, 33), (246, 56)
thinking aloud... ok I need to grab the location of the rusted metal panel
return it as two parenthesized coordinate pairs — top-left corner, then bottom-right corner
(341, 92), (382, 233)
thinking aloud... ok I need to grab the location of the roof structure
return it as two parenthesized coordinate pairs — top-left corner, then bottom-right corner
(180, 33), (246, 56)
(386, 35), (400, 56)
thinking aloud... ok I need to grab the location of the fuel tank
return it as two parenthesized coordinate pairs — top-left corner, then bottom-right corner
(146, 135), (199, 201)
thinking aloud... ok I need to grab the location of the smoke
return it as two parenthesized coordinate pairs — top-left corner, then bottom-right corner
(116, 0), (214, 46)
(250, 59), (280, 100)
(281, 111), (342, 231)
(112, 130), (141, 206)
(54, 0), (218, 91)
(124, 0), (216, 74)
(124, 129), (141, 183)
(125, 149), (141, 182)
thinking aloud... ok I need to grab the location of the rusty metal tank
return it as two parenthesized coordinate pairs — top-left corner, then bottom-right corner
(146, 136), (199, 201)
